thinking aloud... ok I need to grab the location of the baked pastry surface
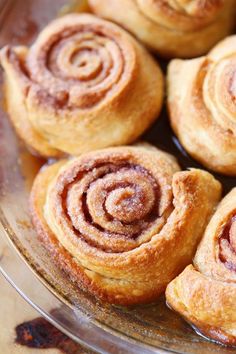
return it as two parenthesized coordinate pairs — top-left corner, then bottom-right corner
(30, 145), (221, 305)
(168, 35), (236, 175)
(0, 14), (163, 157)
(89, 0), (235, 58)
(166, 188), (236, 346)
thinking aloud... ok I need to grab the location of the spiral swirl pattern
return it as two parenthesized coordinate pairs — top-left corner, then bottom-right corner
(30, 145), (221, 305)
(166, 188), (236, 346)
(45, 148), (174, 254)
(194, 189), (236, 281)
(136, 0), (223, 31)
(26, 15), (135, 109)
(0, 14), (163, 157)
(203, 45), (236, 134)
(168, 35), (236, 175)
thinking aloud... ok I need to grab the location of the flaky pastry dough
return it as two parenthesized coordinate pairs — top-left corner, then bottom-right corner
(168, 36), (236, 175)
(166, 188), (236, 345)
(89, 0), (236, 58)
(30, 145), (221, 305)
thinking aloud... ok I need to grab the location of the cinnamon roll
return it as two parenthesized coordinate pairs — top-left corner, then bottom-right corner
(0, 14), (163, 157)
(89, 0), (235, 58)
(30, 145), (221, 305)
(166, 188), (236, 346)
(168, 35), (236, 176)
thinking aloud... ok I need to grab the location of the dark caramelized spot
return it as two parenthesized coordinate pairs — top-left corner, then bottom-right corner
(15, 316), (86, 353)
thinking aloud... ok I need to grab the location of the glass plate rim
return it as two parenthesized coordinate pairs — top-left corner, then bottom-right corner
(0, 206), (173, 354)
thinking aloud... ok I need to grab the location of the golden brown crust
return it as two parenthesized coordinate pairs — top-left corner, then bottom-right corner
(166, 188), (236, 346)
(168, 35), (236, 176)
(30, 145), (221, 305)
(89, 0), (235, 58)
(0, 14), (163, 157)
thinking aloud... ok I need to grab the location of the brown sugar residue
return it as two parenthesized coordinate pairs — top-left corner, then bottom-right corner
(15, 316), (94, 354)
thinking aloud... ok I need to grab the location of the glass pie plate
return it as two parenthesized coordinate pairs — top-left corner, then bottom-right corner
(0, 1), (235, 353)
